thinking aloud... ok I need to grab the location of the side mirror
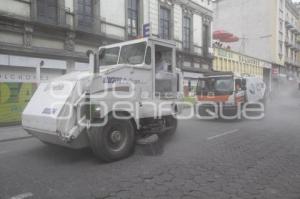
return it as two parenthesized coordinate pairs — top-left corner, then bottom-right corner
(98, 48), (105, 59)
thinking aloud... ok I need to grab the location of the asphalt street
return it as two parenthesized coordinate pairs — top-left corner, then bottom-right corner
(0, 91), (300, 199)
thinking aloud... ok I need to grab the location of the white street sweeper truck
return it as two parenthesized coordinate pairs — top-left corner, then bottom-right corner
(195, 71), (267, 119)
(22, 37), (184, 162)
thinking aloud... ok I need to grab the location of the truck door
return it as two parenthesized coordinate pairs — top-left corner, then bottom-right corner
(154, 44), (177, 99)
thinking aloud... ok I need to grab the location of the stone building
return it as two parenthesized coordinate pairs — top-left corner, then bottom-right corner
(213, 0), (300, 81)
(0, 0), (213, 124)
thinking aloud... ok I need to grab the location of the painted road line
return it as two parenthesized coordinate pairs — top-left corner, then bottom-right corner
(207, 129), (240, 141)
(10, 192), (33, 199)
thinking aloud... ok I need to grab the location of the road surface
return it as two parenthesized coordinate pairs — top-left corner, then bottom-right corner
(1, 92), (300, 199)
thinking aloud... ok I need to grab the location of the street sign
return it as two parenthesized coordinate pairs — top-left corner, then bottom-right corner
(143, 23), (151, 37)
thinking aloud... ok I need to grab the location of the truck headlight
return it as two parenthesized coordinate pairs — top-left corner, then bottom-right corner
(92, 105), (102, 119)
(95, 106), (101, 112)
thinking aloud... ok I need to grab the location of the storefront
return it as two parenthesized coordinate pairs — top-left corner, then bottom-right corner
(178, 51), (213, 97)
(0, 54), (66, 125)
(183, 71), (204, 97)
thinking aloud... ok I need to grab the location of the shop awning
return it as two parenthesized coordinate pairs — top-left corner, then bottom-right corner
(213, 30), (239, 43)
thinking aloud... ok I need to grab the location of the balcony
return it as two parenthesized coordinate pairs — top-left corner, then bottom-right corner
(285, 20), (294, 29)
(291, 41), (300, 49)
(291, 27), (299, 33)
(285, 37), (293, 47)
(291, 45), (297, 50)
(295, 44), (300, 51)
(295, 29), (300, 36)
(285, 56), (300, 66)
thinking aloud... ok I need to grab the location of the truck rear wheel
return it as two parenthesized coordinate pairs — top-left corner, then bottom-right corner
(89, 117), (135, 162)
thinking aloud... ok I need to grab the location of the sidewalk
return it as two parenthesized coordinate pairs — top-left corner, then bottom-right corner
(0, 126), (32, 143)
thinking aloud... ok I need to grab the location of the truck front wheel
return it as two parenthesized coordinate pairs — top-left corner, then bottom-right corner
(164, 115), (178, 136)
(89, 117), (135, 162)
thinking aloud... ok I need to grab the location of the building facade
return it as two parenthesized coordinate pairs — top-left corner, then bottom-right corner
(213, 0), (300, 81)
(0, 0), (213, 125)
(283, 0), (300, 79)
(213, 48), (272, 87)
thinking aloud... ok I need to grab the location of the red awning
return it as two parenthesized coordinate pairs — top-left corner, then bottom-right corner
(213, 30), (233, 40)
(221, 35), (239, 43)
(213, 30), (239, 43)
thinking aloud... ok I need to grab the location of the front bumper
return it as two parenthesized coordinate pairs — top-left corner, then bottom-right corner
(196, 103), (239, 118)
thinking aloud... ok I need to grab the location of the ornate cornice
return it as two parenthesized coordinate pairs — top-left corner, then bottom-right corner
(175, 0), (213, 19)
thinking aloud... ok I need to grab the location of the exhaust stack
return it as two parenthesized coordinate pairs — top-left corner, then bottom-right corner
(87, 50), (99, 74)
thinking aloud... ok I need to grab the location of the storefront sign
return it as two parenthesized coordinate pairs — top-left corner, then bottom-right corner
(0, 72), (51, 83)
(0, 54), (67, 70)
(239, 56), (260, 66)
(214, 48), (271, 69)
(0, 69), (62, 83)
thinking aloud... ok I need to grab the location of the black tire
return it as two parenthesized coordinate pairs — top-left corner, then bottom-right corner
(89, 116), (135, 162)
(164, 115), (178, 136)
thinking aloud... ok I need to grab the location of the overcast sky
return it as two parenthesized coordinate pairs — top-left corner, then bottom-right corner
(292, 0), (300, 2)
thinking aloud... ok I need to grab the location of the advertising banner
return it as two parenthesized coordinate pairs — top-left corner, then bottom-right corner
(0, 83), (37, 125)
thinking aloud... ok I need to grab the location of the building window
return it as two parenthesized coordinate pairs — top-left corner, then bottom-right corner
(128, 0), (139, 37)
(183, 16), (192, 51)
(159, 7), (171, 39)
(77, 0), (93, 28)
(37, 0), (58, 24)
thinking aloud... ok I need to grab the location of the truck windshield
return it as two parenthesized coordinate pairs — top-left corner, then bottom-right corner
(197, 77), (234, 93)
(215, 78), (234, 92)
(99, 47), (120, 66)
(119, 42), (147, 65)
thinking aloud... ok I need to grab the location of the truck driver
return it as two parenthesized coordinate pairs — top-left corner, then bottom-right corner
(155, 51), (168, 73)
